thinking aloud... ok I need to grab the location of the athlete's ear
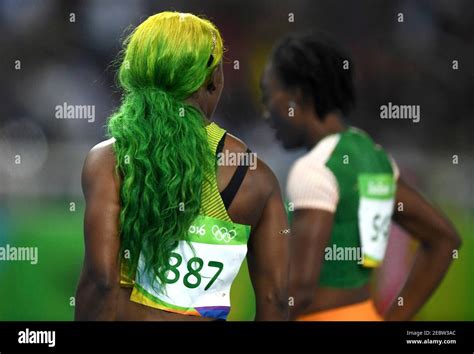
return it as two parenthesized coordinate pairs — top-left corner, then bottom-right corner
(292, 88), (317, 120)
(292, 88), (307, 109)
(206, 80), (216, 93)
(207, 62), (224, 95)
(278, 88), (306, 119)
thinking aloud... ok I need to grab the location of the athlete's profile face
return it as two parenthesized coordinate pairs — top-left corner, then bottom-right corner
(260, 64), (305, 149)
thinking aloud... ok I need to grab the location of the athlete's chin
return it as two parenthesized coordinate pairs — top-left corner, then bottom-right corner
(280, 139), (302, 150)
(274, 131), (302, 150)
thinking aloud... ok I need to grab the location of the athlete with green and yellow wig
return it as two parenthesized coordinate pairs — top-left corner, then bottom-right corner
(75, 12), (289, 321)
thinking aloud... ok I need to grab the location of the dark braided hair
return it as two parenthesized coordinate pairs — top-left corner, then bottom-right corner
(270, 31), (355, 119)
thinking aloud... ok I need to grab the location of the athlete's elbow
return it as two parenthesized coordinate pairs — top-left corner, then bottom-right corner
(82, 267), (119, 294)
(439, 223), (461, 249)
(441, 229), (462, 253)
(423, 226), (461, 255)
(290, 280), (316, 313)
(75, 275), (118, 321)
(91, 278), (118, 297)
(439, 217), (461, 248)
(445, 220), (462, 249)
(262, 287), (289, 319)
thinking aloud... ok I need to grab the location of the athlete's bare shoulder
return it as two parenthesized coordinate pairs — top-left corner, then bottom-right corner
(81, 138), (119, 196)
(223, 132), (248, 152)
(222, 133), (281, 227)
(224, 133), (278, 196)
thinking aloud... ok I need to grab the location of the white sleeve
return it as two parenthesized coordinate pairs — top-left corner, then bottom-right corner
(286, 158), (339, 213)
(389, 155), (400, 181)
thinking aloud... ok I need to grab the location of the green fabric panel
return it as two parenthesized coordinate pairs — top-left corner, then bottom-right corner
(318, 128), (395, 288)
(187, 214), (251, 245)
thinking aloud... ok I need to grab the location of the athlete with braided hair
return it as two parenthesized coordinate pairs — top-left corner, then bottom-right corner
(75, 12), (289, 321)
(261, 32), (461, 321)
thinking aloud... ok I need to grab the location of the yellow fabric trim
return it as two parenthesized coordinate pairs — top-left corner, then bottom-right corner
(201, 123), (232, 222)
(130, 286), (201, 316)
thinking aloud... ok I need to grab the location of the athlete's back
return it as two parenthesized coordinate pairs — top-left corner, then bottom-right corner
(77, 126), (290, 321)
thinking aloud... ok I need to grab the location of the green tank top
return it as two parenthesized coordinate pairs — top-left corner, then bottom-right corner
(317, 127), (397, 288)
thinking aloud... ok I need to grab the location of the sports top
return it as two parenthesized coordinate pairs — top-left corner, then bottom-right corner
(120, 122), (252, 320)
(287, 127), (399, 288)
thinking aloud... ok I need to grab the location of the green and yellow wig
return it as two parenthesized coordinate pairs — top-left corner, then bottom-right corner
(107, 12), (224, 286)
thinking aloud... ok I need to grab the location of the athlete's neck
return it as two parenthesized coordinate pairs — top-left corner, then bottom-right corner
(185, 94), (213, 125)
(304, 112), (347, 150)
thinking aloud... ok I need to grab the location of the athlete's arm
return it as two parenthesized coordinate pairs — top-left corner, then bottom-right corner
(247, 161), (290, 321)
(288, 209), (334, 319)
(384, 178), (461, 321)
(75, 141), (121, 321)
(284, 158), (338, 319)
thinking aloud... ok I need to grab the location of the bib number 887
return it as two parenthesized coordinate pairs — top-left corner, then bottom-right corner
(162, 252), (224, 291)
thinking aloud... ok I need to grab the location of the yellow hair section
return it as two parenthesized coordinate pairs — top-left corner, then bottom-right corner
(119, 11), (224, 99)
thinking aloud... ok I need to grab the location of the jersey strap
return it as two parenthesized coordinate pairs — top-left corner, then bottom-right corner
(199, 123), (233, 222)
(220, 150), (252, 209)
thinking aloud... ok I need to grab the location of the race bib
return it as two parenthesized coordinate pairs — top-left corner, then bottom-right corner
(357, 174), (396, 268)
(131, 215), (251, 320)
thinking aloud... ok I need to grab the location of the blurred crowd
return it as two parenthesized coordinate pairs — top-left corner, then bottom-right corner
(0, 0), (472, 208)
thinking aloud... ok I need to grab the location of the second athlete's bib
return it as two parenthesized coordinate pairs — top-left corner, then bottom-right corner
(357, 173), (396, 267)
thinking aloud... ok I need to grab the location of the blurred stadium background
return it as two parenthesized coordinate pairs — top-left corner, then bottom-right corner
(0, 0), (472, 320)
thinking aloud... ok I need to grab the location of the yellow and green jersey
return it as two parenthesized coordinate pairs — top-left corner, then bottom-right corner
(120, 123), (251, 320)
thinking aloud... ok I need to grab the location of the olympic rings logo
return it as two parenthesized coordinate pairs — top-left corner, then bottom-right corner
(212, 226), (237, 243)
